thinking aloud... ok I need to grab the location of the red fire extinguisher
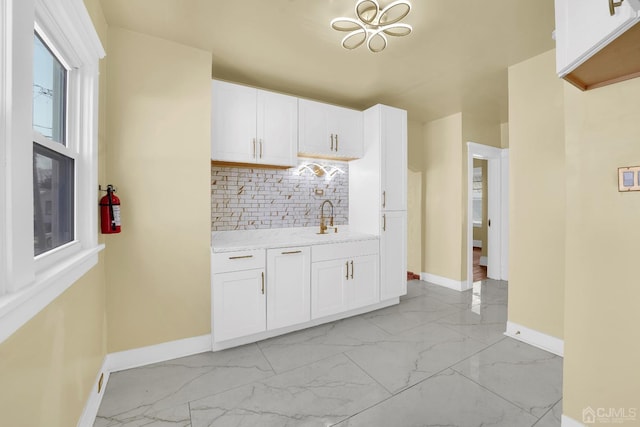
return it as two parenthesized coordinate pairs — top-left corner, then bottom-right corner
(100, 185), (121, 234)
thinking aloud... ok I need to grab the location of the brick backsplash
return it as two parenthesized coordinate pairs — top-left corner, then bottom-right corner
(211, 159), (349, 231)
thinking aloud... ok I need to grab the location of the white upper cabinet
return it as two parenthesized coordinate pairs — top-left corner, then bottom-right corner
(555, 0), (640, 89)
(212, 80), (297, 167)
(380, 106), (407, 212)
(298, 98), (363, 160)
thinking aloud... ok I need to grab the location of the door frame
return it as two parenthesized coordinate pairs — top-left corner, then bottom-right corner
(466, 142), (509, 289)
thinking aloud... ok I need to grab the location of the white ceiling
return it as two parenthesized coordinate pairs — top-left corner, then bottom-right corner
(99, 0), (556, 124)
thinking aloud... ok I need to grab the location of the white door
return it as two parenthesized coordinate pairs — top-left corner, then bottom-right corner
(346, 254), (379, 310)
(258, 90), (298, 167)
(311, 258), (347, 319)
(211, 80), (257, 163)
(332, 106), (363, 159)
(380, 106), (407, 211)
(555, 0), (640, 75)
(298, 99), (331, 156)
(266, 247), (311, 330)
(380, 211), (407, 300)
(213, 269), (266, 342)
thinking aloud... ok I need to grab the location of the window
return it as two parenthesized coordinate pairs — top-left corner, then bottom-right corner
(0, 0), (105, 344)
(32, 31), (75, 257)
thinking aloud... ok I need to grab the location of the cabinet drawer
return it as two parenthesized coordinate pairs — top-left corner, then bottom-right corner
(312, 239), (378, 263)
(212, 249), (266, 274)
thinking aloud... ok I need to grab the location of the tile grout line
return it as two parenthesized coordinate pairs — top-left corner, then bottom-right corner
(450, 363), (555, 420)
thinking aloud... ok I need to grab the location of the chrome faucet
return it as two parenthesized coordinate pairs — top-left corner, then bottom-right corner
(319, 200), (334, 234)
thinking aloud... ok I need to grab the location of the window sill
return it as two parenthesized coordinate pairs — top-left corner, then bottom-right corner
(0, 244), (105, 344)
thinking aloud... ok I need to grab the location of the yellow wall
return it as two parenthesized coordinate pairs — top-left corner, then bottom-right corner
(407, 119), (424, 272)
(0, 257), (107, 427)
(507, 49), (565, 339)
(563, 76), (640, 422)
(105, 28), (212, 352)
(423, 113), (463, 280)
(500, 122), (509, 148)
(0, 2), (109, 426)
(407, 169), (422, 274)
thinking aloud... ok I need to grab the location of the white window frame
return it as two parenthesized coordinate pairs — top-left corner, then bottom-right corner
(0, 0), (105, 344)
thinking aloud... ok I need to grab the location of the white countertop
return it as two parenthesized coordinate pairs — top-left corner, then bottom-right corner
(211, 226), (378, 253)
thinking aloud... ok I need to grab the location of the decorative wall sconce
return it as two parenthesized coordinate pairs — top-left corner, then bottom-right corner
(294, 162), (345, 179)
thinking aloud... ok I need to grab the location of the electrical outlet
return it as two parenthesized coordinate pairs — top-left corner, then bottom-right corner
(314, 188), (324, 196)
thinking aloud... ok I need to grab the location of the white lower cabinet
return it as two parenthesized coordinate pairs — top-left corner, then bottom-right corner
(212, 249), (267, 342)
(266, 247), (311, 330)
(212, 239), (382, 347)
(213, 268), (266, 342)
(311, 240), (379, 320)
(345, 254), (379, 310)
(380, 211), (407, 300)
(311, 258), (348, 319)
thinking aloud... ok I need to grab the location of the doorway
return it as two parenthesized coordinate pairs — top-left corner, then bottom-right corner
(472, 159), (488, 282)
(466, 142), (509, 290)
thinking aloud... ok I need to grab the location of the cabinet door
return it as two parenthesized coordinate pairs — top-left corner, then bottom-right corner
(213, 269), (266, 342)
(311, 258), (348, 319)
(298, 98), (331, 156)
(381, 106), (407, 211)
(346, 254), (379, 310)
(555, 0), (640, 75)
(331, 106), (363, 159)
(266, 247), (311, 330)
(211, 80), (258, 163)
(258, 91), (298, 167)
(380, 211), (407, 300)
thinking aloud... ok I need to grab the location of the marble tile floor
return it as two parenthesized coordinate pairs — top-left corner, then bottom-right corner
(94, 279), (563, 427)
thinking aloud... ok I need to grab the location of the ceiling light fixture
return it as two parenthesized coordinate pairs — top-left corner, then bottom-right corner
(330, 0), (412, 53)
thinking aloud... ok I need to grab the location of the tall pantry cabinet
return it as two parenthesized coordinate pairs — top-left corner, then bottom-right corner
(349, 104), (407, 300)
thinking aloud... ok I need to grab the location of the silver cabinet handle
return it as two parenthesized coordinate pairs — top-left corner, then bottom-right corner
(382, 191), (386, 208)
(609, 0), (624, 15)
(252, 138), (256, 159)
(383, 214), (386, 231)
(261, 272), (265, 295)
(330, 134), (334, 151)
(350, 260), (354, 279)
(345, 261), (349, 280)
(259, 139), (263, 158)
(281, 250), (302, 255)
(335, 134), (339, 151)
(229, 255), (253, 260)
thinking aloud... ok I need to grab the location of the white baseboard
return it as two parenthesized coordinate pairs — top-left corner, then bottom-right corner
(473, 240), (483, 248)
(561, 415), (585, 427)
(77, 357), (110, 427)
(78, 334), (212, 427)
(505, 321), (564, 357)
(479, 256), (488, 266)
(421, 272), (471, 292)
(106, 334), (212, 373)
